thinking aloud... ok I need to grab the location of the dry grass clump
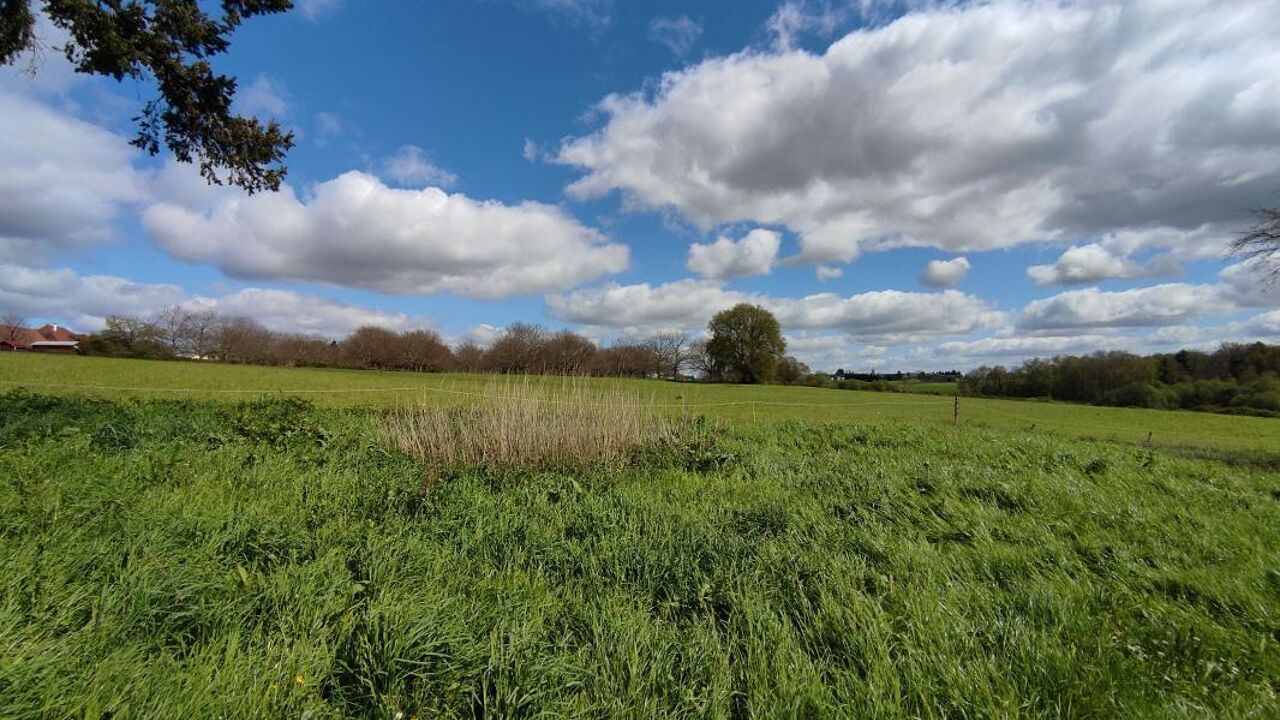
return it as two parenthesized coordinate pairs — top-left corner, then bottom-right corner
(382, 376), (679, 474)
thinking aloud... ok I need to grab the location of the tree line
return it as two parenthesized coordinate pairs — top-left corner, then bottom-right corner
(75, 303), (811, 384)
(961, 344), (1280, 416)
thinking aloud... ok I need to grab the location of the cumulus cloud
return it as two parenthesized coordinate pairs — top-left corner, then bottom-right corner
(1017, 261), (1280, 332)
(0, 89), (145, 262)
(142, 169), (628, 299)
(921, 334), (1128, 362)
(1216, 262), (1280, 308)
(765, 0), (853, 51)
(1248, 310), (1280, 336)
(921, 257), (970, 288)
(1018, 283), (1229, 331)
(649, 15), (703, 56)
(381, 145), (458, 188)
(0, 264), (420, 337)
(558, 0), (1280, 264)
(1026, 244), (1181, 285)
(236, 74), (289, 118)
(547, 278), (1003, 341)
(686, 228), (781, 279)
(186, 288), (417, 337)
(816, 265), (843, 281)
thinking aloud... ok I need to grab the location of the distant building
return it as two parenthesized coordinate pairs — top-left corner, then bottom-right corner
(1, 324), (84, 352)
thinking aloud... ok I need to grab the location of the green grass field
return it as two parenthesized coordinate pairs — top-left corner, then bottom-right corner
(3, 353), (1279, 454)
(1, 355), (1278, 717)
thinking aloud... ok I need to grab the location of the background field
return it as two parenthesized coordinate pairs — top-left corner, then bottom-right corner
(3, 353), (1278, 454)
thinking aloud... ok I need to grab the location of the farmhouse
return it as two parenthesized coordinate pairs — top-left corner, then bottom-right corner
(1, 324), (83, 353)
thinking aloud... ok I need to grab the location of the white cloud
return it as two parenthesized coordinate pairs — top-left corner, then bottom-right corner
(0, 264), (420, 337)
(816, 265), (843, 281)
(236, 74), (288, 118)
(1217, 261), (1280, 308)
(528, 0), (612, 29)
(921, 257), (970, 288)
(547, 278), (1003, 341)
(1027, 244), (1181, 285)
(1248, 310), (1280, 336)
(314, 112), (343, 145)
(295, 0), (343, 21)
(548, 279), (734, 333)
(686, 228), (781, 279)
(522, 138), (542, 162)
(766, 0), (852, 51)
(558, 0), (1280, 264)
(1018, 283), (1229, 332)
(922, 335), (1128, 363)
(649, 15), (703, 56)
(142, 169), (628, 299)
(382, 145), (458, 188)
(186, 288), (416, 337)
(0, 89), (145, 262)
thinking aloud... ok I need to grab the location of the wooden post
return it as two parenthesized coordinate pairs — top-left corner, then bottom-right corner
(953, 393), (959, 425)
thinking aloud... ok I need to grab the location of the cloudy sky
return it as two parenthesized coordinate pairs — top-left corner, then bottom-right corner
(4, 0), (1280, 371)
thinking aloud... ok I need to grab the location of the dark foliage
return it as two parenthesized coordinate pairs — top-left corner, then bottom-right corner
(961, 343), (1280, 416)
(1, 0), (294, 192)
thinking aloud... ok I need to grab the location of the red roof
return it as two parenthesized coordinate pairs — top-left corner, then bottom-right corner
(2, 325), (83, 348)
(36, 324), (83, 342)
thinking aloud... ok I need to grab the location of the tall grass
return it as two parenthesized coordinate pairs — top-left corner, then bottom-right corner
(382, 376), (680, 474)
(2, 393), (1277, 717)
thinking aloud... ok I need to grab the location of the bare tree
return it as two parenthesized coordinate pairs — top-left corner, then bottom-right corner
(454, 342), (486, 373)
(483, 323), (546, 374)
(184, 311), (223, 360)
(1, 312), (26, 342)
(644, 331), (691, 380)
(344, 326), (401, 369)
(217, 317), (275, 364)
(1232, 208), (1280, 278)
(686, 339), (714, 379)
(537, 330), (597, 375)
(155, 305), (193, 355)
(399, 329), (455, 372)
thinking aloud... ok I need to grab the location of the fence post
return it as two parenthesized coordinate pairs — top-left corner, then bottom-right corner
(953, 393), (959, 425)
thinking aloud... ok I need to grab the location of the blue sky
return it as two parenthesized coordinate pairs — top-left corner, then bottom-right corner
(3, 0), (1280, 371)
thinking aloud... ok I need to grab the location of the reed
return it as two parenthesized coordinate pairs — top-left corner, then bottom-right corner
(382, 376), (678, 473)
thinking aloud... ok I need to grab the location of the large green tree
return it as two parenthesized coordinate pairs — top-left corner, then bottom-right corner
(0, 0), (294, 193)
(705, 303), (786, 383)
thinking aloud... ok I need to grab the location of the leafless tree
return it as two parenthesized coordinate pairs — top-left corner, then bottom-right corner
(184, 311), (223, 359)
(644, 331), (691, 379)
(399, 329), (454, 372)
(155, 305), (191, 354)
(537, 330), (597, 375)
(344, 326), (401, 369)
(1, 312), (26, 342)
(217, 317), (275, 363)
(454, 342), (486, 373)
(776, 355), (811, 384)
(483, 323), (546, 373)
(686, 339), (713, 378)
(1232, 207), (1280, 279)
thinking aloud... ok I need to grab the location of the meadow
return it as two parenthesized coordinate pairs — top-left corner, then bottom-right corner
(4, 353), (1280, 454)
(1, 354), (1278, 718)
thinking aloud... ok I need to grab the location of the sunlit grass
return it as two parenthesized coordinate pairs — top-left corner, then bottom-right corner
(1, 393), (1276, 717)
(3, 353), (1280, 453)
